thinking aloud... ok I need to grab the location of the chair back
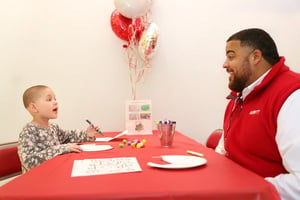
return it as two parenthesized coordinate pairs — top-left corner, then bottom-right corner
(206, 129), (223, 149)
(0, 142), (22, 181)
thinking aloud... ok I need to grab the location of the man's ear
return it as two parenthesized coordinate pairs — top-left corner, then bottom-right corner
(27, 102), (38, 113)
(252, 49), (262, 65)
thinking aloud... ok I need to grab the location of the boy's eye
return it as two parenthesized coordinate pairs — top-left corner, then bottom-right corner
(45, 95), (56, 102)
(46, 97), (54, 101)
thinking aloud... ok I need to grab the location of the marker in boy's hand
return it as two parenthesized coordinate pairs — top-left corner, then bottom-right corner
(86, 119), (104, 136)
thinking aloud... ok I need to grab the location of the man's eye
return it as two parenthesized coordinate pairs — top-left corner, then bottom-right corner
(227, 55), (234, 60)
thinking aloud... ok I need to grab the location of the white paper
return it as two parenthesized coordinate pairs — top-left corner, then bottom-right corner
(71, 157), (142, 177)
(95, 137), (113, 142)
(95, 130), (128, 142)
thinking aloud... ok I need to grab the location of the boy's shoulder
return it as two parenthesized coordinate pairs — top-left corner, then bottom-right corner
(50, 123), (60, 129)
(21, 122), (59, 131)
(21, 122), (36, 130)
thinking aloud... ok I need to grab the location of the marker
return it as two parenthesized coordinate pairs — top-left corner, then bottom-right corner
(86, 119), (103, 135)
(186, 150), (204, 157)
(156, 120), (176, 124)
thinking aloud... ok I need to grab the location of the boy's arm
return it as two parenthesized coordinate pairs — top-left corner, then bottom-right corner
(18, 129), (70, 171)
(54, 124), (96, 143)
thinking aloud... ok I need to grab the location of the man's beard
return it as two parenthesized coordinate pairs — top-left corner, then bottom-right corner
(229, 76), (247, 93)
(228, 60), (251, 93)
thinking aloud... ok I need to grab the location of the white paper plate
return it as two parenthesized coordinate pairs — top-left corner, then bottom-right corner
(80, 144), (113, 152)
(147, 155), (207, 169)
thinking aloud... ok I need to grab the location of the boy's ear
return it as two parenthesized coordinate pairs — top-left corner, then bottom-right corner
(27, 102), (38, 113)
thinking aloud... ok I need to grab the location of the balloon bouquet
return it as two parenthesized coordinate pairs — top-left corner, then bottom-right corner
(110, 0), (159, 100)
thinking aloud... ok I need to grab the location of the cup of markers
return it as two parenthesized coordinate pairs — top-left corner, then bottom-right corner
(156, 120), (176, 147)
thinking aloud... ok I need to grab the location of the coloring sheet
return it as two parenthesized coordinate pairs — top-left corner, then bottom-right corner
(71, 157), (142, 177)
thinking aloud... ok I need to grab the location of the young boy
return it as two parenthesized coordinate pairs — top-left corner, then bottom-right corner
(18, 85), (99, 173)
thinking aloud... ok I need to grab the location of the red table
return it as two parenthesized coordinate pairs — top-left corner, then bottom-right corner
(0, 131), (280, 200)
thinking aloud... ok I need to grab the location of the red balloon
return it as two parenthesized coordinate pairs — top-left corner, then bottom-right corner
(110, 9), (144, 42)
(111, 9), (132, 41)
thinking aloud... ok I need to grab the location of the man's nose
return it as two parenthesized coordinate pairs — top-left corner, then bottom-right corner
(223, 61), (228, 69)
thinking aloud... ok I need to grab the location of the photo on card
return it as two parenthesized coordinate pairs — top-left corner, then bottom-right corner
(126, 100), (152, 135)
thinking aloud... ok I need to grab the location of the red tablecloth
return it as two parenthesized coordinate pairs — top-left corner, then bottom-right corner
(0, 131), (280, 200)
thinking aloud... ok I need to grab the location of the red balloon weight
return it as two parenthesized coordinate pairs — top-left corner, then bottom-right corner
(110, 9), (144, 42)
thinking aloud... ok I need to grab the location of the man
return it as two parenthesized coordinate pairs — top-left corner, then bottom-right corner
(216, 28), (300, 200)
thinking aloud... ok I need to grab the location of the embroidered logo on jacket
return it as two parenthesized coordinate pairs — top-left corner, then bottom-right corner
(249, 110), (261, 115)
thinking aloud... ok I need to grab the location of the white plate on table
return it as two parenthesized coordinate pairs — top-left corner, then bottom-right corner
(80, 144), (113, 152)
(147, 155), (207, 169)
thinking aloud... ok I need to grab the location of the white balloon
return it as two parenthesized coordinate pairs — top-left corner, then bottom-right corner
(114, 0), (152, 18)
(138, 23), (159, 59)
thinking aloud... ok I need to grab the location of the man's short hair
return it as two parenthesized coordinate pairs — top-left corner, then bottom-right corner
(227, 28), (280, 65)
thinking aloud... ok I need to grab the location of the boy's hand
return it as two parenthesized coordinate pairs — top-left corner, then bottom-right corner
(68, 143), (82, 152)
(86, 124), (100, 137)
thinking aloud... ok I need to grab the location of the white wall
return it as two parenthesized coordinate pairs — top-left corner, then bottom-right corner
(1, 0), (300, 144)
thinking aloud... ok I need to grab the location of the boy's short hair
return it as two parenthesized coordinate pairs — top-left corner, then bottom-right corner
(23, 85), (48, 108)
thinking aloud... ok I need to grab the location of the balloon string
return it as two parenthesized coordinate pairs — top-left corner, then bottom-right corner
(130, 69), (136, 100)
(127, 45), (137, 100)
(127, 47), (152, 100)
(125, 10), (153, 100)
(135, 58), (151, 83)
(142, 10), (151, 28)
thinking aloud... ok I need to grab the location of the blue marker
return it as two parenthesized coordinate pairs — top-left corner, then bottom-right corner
(86, 119), (103, 135)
